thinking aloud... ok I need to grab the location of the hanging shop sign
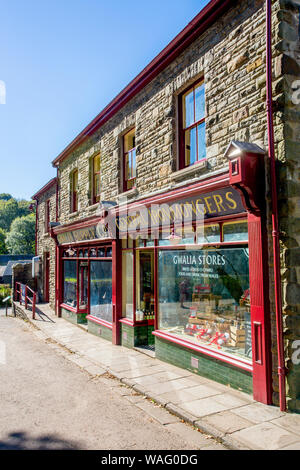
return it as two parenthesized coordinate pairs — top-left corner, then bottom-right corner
(117, 186), (244, 234)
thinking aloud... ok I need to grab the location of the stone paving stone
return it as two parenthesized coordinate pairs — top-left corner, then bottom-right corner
(270, 414), (300, 437)
(200, 442), (227, 450)
(184, 384), (223, 399)
(122, 365), (168, 380)
(279, 441), (300, 450)
(231, 402), (285, 424)
(83, 364), (106, 376)
(153, 389), (201, 405)
(143, 379), (192, 396)
(202, 410), (255, 434)
(136, 400), (180, 425)
(133, 373), (177, 386)
(213, 392), (251, 409)
(231, 422), (300, 450)
(164, 422), (215, 448)
(179, 398), (229, 418)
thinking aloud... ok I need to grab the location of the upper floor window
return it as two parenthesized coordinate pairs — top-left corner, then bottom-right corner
(123, 128), (136, 191)
(70, 169), (78, 213)
(180, 79), (206, 168)
(45, 200), (50, 234)
(91, 154), (101, 204)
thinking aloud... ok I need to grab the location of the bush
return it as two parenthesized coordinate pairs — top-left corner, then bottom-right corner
(0, 285), (12, 306)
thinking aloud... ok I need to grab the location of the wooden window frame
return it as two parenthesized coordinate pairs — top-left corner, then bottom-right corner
(70, 169), (78, 213)
(91, 154), (101, 205)
(179, 78), (206, 170)
(45, 199), (50, 234)
(123, 128), (136, 192)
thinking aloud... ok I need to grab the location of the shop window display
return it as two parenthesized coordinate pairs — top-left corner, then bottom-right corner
(90, 261), (112, 322)
(158, 247), (251, 360)
(122, 251), (134, 320)
(63, 260), (77, 307)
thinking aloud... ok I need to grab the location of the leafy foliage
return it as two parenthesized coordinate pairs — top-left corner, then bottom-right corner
(5, 214), (36, 255)
(0, 228), (7, 254)
(0, 285), (11, 306)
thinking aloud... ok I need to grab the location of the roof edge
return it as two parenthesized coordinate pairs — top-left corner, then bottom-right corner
(52, 0), (233, 167)
(32, 177), (57, 200)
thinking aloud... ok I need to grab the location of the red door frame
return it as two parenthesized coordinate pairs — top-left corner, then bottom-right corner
(44, 252), (50, 303)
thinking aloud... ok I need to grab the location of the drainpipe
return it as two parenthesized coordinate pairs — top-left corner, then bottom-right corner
(266, 0), (286, 411)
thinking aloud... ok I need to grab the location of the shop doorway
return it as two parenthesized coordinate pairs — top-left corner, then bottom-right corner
(135, 249), (155, 355)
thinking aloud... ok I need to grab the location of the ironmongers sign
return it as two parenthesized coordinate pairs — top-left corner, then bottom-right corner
(117, 187), (245, 233)
(56, 187), (245, 242)
(57, 222), (110, 245)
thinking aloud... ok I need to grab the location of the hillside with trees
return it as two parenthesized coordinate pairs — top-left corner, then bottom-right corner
(0, 194), (35, 255)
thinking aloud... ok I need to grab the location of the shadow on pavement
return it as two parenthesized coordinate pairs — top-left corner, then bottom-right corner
(0, 431), (80, 450)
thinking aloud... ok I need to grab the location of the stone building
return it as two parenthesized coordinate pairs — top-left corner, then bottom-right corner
(32, 177), (58, 308)
(32, 0), (300, 412)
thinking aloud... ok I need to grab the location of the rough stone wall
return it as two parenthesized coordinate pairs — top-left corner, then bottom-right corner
(36, 184), (57, 310)
(273, 0), (300, 412)
(53, 0), (300, 408)
(58, 0), (280, 225)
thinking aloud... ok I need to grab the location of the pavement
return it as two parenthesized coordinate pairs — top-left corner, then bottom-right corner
(11, 302), (300, 450)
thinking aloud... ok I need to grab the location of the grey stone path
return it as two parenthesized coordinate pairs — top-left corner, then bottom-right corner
(11, 303), (300, 450)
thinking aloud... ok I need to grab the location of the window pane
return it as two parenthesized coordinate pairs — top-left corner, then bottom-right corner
(131, 149), (136, 178)
(197, 224), (220, 244)
(90, 261), (112, 322)
(79, 263), (88, 309)
(93, 154), (100, 173)
(136, 251), (155, 321)
(124, 129), (135, 153)
(63, 260), (77, 307)
(223, 221), (248, 242)
(195, 83), (205, 122)
(122, 251), (134, 320)
(185, 127), (197, 166)
(183, 89), (194, 128)
(158, 248), (251, 361)
(197, 122), (206, 161)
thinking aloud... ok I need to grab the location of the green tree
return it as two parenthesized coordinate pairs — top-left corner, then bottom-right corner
(0, 194), (13, 201)
(6, 214), (35, 255)
(0, 198), (19, 231)
(0, 228), (7, 254)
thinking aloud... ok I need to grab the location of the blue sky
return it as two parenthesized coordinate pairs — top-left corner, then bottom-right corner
(0, 0), (210, 200)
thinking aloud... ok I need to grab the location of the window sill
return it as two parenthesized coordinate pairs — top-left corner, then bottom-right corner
(118, 187), (138, 203)
(152, 330), (253, 373)
(172, 160), (207, 181)
(69, 211), (79, 218)
(87, 315), (113, 329)
(87, 202), (100, 212)
(60, 303), (78, 313)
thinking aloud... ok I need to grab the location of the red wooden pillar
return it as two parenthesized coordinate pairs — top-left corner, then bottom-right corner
(112, 239), (122, 345)
(248, 212), (272, 404)
(55, 245), (62, 317)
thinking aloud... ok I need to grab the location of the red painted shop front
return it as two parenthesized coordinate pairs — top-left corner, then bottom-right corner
(52, 145), (272, 405)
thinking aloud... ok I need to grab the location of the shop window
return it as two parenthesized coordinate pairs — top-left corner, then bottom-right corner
(223, 221), (248, 242)
(122, 251), (134, 320)
(63, 260), (77, 308)
(45, 200), (50, 234)
(158, 247), (251, 361)
(79, 262), (88, 309)
(90, 261), (112, 322)
(91, 154), (101, 204)
(70, 169), (78, 213)
(197, 224), (220, 244)
(136, 251), (155, 321)
(180, 80), (206, 169)
(123, 128), (136, 191)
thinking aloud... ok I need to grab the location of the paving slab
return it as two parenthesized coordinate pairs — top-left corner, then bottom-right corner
(213, 393), (251, 409)
(231, 422), (300, 450)
(165, 422), (215, 448)
(202, 410), (255, 434)
(179, 397), (229, 417)
(136, 400), (180, 425)
(270, 414), (300, 437)
(231, 403), (285, 424)
(184, 384), (223, 400)
(153, 389), (201, 405)
(143, 379), (192, 396)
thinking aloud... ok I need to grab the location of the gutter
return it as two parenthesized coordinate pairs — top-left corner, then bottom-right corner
(266, 0), (286, 411)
